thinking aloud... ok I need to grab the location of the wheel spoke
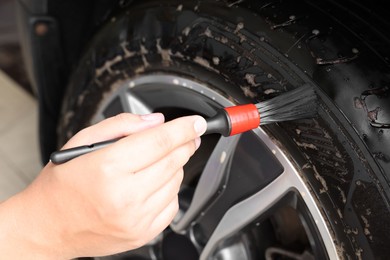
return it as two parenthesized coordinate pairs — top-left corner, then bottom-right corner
(172, 131), (284, 241)
(91, 88), (153, 124)
(121, 89), (153, 114)
(171, 135), (241, 233)
(200, 171), (293, 260)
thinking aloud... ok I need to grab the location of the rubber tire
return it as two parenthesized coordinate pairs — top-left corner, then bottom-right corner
(58, 0), (390, 259)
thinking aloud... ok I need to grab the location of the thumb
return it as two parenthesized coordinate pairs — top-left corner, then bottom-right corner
(62, 113), (165, 149)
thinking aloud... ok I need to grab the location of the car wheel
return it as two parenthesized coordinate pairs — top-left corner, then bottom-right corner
(57, 1), (390, 259)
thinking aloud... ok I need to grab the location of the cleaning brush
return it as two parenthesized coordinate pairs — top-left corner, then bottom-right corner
(204, 84), (317, 136)
(50, 84), (317, 164)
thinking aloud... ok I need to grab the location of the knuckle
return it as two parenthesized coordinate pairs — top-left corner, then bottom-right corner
(98, 155), (118, 177)
(175, 143), (195, 164)
(164, 155), (178, 173)
(114, 113), (135, 127)
(164, 147), (190, 173)
(154, 129), (173, 151)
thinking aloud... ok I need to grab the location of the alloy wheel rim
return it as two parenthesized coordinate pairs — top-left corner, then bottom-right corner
(91, 74), (338, 260)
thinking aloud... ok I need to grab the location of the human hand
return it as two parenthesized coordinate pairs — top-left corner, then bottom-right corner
(0, 113), (206, 259)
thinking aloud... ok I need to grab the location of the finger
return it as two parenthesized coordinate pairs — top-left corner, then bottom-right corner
(93, 115), (207, 174)
(147, 197), (180, 240)
(116, 170), (182, 243)
(62, 113), (165, 149)
(131, 139), (198, 195)
(125, 197), (179, 249)
(141, 168), (183, 220)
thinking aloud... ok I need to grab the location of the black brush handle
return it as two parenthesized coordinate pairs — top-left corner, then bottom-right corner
(50, 112), (230, 165)
(50, 138), (119, 164)
(50, 105), (260, 165)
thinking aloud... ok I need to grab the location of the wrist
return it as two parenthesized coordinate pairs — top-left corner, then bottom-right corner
(0, 185), (67, 259)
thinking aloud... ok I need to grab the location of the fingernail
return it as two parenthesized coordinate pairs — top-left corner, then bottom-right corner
(195, 137), (201, 149)
(194, 117), (207, 135)
(140, 113), (164, 121)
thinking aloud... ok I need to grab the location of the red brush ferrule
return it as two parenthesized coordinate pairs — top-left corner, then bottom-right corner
(224, 104), (260, 136)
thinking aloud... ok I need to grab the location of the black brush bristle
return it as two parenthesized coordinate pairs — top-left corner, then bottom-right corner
(256, 84), (318, 125)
